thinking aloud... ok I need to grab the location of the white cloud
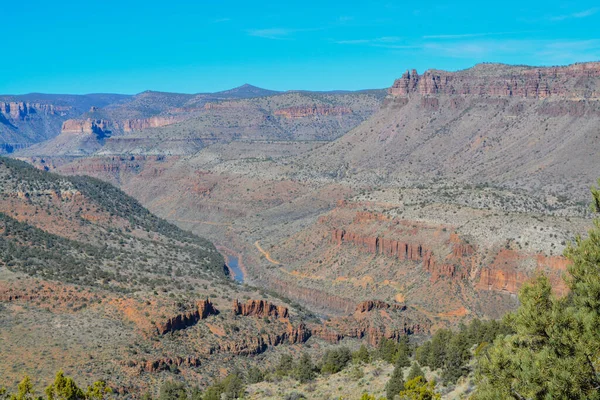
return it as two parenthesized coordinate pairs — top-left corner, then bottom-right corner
(247, 27), (321, 40)
(334, 36), (403, 46)
(549, 7), (598, 21)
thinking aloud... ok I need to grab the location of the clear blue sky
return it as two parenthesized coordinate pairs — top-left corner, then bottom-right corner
(2, 0), (599, 94)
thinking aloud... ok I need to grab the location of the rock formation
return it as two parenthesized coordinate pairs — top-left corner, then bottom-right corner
(0, 102), (66, 121)
(232, 299), (289, 320)
(155, 299), (217, 335)
(61, 119), (110, 135)
(389, 62), (600, 99)
(274, 105), (352, 118)
(313, 300), (430, 346)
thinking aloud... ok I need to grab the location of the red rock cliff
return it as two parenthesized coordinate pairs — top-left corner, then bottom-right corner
(155, 298), (217, 335)
(232, 299), (289, 320)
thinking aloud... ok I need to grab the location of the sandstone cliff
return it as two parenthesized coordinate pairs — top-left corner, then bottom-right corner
(232, 299), (289, 320)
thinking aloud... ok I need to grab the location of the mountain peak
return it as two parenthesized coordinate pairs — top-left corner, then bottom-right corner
(214, 84), (281, 99)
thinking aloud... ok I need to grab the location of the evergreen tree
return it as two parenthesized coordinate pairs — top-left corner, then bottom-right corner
(441, 332), (470, 383)
(427, 330), (451, 370)
(246, 366), (264, 384)
(475, 180), (600, 399)
(276, 354), (294, 377)
(294, 353), (315, 383)
(321, 347), (352, 374)
(11, 376), (38, 400)
(398, 377), (440, 400)
(46, 370), (85, 400)
(386, 359), (405, 400)
(395, 336), (411, 368)
(415, 341), (431, 368)
(158, 381), (187, 400)
(378, 338), (398, 364)
(84, 381), (111, 400)
(353, 345), (371, 364)
(407, 362), (425, 382)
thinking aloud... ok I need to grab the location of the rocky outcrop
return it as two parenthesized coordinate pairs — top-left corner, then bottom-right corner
(128, 355), (202, 373)
(61, 116), (180, 134)
(232, 299), (289, 320)
(208, 322), (311, 356)
(118, 116), (181, 132)
(313, 300), (430, 346)
(389, 62), (600, 99)
(0, 102), (67, 121)
(274, 106), (352, 119)
(265, 276), (355, 314)
(331, 229), (475, 282)
(155, 299), (217, 335)
(331, 229), (425, 261)
(61, 119), (110, 135)
(354, 300), (405, 314)
(477, 249), (569, 296)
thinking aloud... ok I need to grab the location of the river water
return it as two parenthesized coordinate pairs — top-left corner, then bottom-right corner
(226, 255), (245, 283)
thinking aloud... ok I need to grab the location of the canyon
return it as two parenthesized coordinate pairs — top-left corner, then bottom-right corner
(2, 61), (599, 395)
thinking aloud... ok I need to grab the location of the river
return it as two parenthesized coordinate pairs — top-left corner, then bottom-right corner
(226, 255), (245, 283)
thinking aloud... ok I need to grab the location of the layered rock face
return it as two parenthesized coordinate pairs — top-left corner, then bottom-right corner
(274, 105), (352, 118)
(119, 116), (181, 132)
(0, 102), (65, 121)
(477, 249), (569, 296)
(207, 322), (312, 356)
(389, 62), (600, 99)
(232, 299), (289, 319)
(155, 299), (217, 335)
(61, 119), (111, 135)
(331, 229), (471, 281)
(313, 300), (430, 346)
(61, 117), (180, 134)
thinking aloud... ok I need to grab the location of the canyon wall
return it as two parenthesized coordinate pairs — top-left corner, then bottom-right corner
(232, 299), (289, 320)
(389, 63), (600, 99)
(274, 105), (352, 118)
(0, 102), (68, 121)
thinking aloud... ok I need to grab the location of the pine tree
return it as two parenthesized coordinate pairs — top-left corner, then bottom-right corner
(353, 344), (371, 364)
(415, 341), (431, 368)
(475, 179), (600, 399)
(276, 354), (294, 377)
(395, 336), (411, 368)
(407, 362), (425, 382)
(386, 359), (405, 400)
(295, 353), (315, 383)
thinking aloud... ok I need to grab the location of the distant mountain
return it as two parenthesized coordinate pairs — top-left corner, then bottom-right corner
(213, 83), (282, 99)
(298, 61), (600, 200)
(19, 89), (385, 156)
(0, 93), (131, 152)
(1, 85), (385, 154)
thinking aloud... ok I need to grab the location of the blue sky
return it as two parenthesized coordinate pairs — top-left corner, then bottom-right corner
(2, 0), (599, 94)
